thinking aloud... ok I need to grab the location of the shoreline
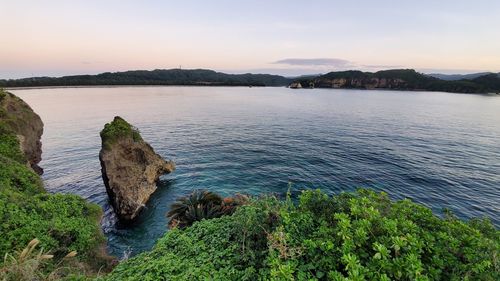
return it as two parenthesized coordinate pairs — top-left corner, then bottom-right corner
(5, 84), (279, 90)
(7, 84), (499, 96)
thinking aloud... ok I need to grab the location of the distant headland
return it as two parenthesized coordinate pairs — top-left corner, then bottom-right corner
(1, 68), (499, 94)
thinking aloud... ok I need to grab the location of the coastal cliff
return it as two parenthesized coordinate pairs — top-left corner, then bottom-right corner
(0, 90), (44, 174)
(99, 116), (175, 222)
(292, 69), (500, 93)
(0, 89), (113, 278)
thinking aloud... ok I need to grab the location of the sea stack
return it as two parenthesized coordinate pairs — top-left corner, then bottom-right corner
(99, 116), (175, 223)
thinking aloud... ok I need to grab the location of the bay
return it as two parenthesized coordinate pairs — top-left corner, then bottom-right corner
(13, 86), (500, 257)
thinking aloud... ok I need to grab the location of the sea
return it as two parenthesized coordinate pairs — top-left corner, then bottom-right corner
(12, 86), (500, 257)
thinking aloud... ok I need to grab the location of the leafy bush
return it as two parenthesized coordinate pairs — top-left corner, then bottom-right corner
(0, 155), (43, 195)
(268, 189), (499, 280)
(105, 190), (499, 280)
(0, 158), (105, 262)
(167, 190), (247, 228)
(0, 130), (26, 163)
(104, 196), (281, 281)
(100, 116), (142, 150)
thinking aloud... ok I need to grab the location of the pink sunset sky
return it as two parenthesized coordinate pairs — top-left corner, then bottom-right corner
(1, 0), (499, 78)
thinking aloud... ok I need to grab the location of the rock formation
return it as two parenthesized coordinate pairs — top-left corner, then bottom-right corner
(0, 90), (44, 174)
(289, 82), (302, 89)
(314, 77), (408, 89)
(99, 116), (175, 222)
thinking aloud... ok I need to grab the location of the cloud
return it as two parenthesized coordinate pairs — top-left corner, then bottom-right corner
(272, 58), (409, 73)
(273, 58), (353, 67)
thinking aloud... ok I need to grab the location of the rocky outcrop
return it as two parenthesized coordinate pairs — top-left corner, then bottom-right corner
(290, 69), (448, 92)
(0, 90), (44, 174)
(99, 116), (175, 222)
(314, 77), (408, 89)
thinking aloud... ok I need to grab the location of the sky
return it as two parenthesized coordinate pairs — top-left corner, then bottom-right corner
(1, 0), (499, 78)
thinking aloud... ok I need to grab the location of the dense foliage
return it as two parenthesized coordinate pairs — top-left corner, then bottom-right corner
(167, 190), (247, 228)
(100, 116), (142, 150)
(3, 68), (499, 93)
(0, 69), (291, 87)
(298, 69), (500, 94)
(105, 189), (499, 280)
(0, 90), (111, 278)
(0, 123), (26, 164)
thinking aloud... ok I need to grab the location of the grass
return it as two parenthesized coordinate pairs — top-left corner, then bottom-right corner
(0, 238), (82, 281)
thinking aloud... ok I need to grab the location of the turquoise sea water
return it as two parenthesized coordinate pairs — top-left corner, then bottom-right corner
(13, 86), (500, 257)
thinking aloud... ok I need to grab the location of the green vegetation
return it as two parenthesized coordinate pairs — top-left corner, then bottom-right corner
(0, 238), (80, 281)
(0, 69), (291, 87)
(0, 123), (26, 164)
(105, 196), (278, 280)
(1, 89), (498, 280)
(0, 90), (112, 279)
(100, 116), (142, 150)
(0, 90), (34, 167)
(0, 88), (6, 101)
(298, 69), (500, 94)
(2, 68), (498, 93)
(0, 90), (38, 137)
(167, 190), (248, 228)
(105, 189), (499, 280)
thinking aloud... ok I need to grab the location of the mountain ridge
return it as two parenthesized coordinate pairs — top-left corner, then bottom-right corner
(1, 68), (499, 94)
(0, 69), (290, 87)
(426, 72), (496, 81)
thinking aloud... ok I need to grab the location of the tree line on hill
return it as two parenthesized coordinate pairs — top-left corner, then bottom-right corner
(0, 69), (291, 87)
(294, 69), (500, 94)
(1, 68), (499, 94)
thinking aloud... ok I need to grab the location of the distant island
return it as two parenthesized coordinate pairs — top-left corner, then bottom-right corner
(0, 69), (289, 87)
(1, 68), (499, 94)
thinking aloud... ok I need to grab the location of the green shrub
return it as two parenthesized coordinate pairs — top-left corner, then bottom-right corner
(167, 190), (247, 228)
(269, 189), (499, 280)
(0, 171), (104, 261)
(105, 189), (499, 280)
(0, 155), (43, 195)
(0, 117), (27, 164)
(0, 132), (26, 163)
(105, 196), (281, 281)
(100, 116), (142, 150)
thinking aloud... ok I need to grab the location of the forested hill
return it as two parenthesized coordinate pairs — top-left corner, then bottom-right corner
(294, 69), (500, 94)
(3, 68), (500, 94)
(0, 69), (291, 87)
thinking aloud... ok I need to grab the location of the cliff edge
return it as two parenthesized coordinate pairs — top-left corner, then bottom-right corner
(0, 89), (44, 174)
(99, 116), (175, 223)
(0, 90), (114, 276)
